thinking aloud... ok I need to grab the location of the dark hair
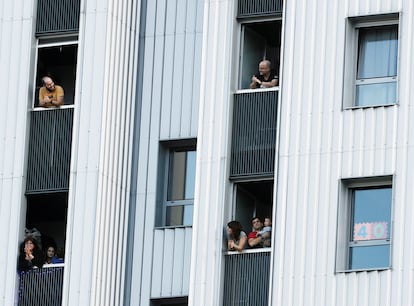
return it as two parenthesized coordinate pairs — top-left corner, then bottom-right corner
(20, 236), (40, 253)
(251, 217), (261, 225)
(227, 221), (243, 240)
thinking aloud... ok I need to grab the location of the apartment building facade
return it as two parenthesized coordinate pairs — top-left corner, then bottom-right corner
(1, 0), (414, 305)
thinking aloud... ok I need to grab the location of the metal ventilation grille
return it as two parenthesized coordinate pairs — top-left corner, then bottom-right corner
(223, 251), (271, 306)
(18, 266), (64, 306)
(35, 0), (80, 36)
(230, 90), (278, 179)
(26, 108), (74, 193)
(237, 0), (283, 18)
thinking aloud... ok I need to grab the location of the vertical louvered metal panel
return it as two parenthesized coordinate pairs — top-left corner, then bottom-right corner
(26, 108), (73, 193)
(237, 0), (282, 18)
(230, 90), (278, 179)
(223, 251), (270, 306)
(18, 265), (64, 306)
(35, 0), (80, 36)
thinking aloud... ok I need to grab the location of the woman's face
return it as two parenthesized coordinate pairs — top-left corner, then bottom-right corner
(25, 240), (34, 251)
(227, 226), (233, 235)
(47, 247), (55, 258)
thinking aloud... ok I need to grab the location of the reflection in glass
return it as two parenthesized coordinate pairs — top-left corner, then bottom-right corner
(357, 26), (398, 79)
(355, 81), (396, 106)
(349, 245), (390, 270)
(355, 25), (398, 106)
(168, 150), (196, 201)
(166, 205), (193, 226)
(352, 187), (392, 235)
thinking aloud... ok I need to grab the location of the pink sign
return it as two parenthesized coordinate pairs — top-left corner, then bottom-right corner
(353, 222), (388, 241)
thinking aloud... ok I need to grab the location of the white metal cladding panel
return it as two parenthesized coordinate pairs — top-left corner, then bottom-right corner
(274, 0), (414, 306)
(150, 228), (192, 298)
(63, 0), (141, 305)
(147, 0), (202, 140)
(0, 0), (35, 305)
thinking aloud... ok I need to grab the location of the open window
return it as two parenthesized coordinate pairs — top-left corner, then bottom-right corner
(34, 37), (78, 108)
(233, 180), (273, 240)
(239, 20), (282, 89)
(25, 192), (68, 262)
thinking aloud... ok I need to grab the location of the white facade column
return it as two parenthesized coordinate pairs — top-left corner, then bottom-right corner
(189, 0), (235, 305)
(0, 0), (36, 304)
(62, 0), (141, 305)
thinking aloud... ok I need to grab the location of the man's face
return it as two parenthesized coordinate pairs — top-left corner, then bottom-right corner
(258, 62), (270, 76)
(44, 78), (55, 91)
(252, 218), (263, 231)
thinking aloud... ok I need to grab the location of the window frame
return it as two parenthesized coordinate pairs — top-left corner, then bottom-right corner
(343, 13), (400, 109)
(156, 139), (197, 228)
(336, 175), (394, 273)
(33, 35), (78, 110)
(236, 17), (282, 91)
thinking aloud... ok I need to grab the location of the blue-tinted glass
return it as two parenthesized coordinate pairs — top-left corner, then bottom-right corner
(185, 151), (196, 199)
(353, 187), (392, 237)
(350, 245), (390, 270)
(357, 26), (398, 79)
(355, 81), (396, 106)
(168, 150), (196, 201)
(166, 205), (193, 226)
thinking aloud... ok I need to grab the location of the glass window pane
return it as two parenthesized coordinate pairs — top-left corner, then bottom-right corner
(166, 205), (193, 226)
(349, 245), (390, 270)
(185, 151), (196, 199)
(357, 25), (398, 79)
(355, 81), (396, 106)
(352, 187), (392, 241)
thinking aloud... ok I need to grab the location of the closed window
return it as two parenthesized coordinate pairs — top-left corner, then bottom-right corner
(349, 186), (392, 270)
(157, 140), (196, 227)
(355, 25), (398, 106)
(336, 176), (393, 272)
(343, 14), (399, 108)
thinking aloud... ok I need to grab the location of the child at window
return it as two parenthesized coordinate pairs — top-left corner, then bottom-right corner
(257, 216), (272, 247)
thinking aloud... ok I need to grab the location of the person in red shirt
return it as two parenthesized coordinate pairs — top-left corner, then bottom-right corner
(248, 217), (265, 248)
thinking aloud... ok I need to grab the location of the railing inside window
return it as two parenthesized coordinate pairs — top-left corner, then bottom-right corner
(223, 249), (271, 306)
(18, 264), (64, 306)
(230, 89), (278, 179)
(237, 0), (283, 18)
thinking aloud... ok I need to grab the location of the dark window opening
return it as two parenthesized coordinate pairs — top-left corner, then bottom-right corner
(239, 20), (282, 89)
(234, 180), (274, 237)
(151, 296), (188, 306)
(25, 192), (68, 262)
(35, 43), (78, 107)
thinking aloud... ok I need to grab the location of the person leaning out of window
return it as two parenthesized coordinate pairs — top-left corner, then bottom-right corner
(249, 60), (279, 89)
(17, 236), (44, 273)
(38, 75), (64, 107)
(226, 220), (247, 252)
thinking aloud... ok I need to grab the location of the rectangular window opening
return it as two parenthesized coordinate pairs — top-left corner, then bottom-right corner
(238, 20), (282, 90)
(337, 176), (393, 272)
(34, 39), (78, 108)
(343, 14), (399, 108)
(156, 140), (197, 227)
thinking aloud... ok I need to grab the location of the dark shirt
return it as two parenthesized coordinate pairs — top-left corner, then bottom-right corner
(253, 71), (278, 88)
(18, 250), (44, 272)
